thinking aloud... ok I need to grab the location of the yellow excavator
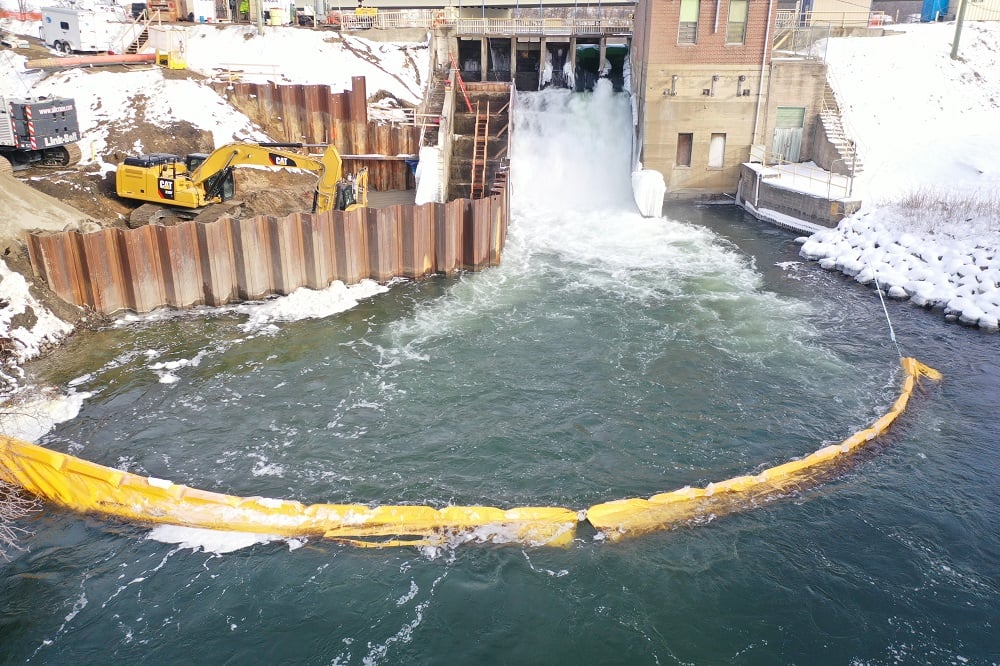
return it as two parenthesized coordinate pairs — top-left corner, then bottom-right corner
(115, 141), (367, 227)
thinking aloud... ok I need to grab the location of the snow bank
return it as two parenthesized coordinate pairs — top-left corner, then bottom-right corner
(183, 25), (428, 104)
(0, 261), (73, 366)
(800, 209), (1000, 331)
(799, 23), (1000, 331)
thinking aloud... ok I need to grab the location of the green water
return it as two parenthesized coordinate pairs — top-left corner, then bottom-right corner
(2, 85), (998, 664)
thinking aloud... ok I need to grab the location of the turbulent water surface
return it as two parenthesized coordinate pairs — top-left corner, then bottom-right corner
(3, 84), (998, 664)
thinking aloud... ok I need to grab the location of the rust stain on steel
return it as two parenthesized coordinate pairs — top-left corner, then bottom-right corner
(27, 183), (510, 315)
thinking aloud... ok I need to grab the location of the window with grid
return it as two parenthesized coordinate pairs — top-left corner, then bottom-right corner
(679, 0), (700, 44)
(727, 0), (748, 43)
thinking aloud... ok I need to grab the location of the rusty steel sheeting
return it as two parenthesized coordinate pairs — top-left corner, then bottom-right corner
(27, 190), (509, 316)
(216, 78), (419, 191)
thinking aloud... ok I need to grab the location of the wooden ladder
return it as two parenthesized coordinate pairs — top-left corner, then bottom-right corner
(470, 100), (490, 199)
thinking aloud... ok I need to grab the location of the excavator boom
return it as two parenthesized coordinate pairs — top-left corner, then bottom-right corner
(115, 141), (360, 223)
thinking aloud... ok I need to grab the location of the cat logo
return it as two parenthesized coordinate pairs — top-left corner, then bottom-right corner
(158, 178), (175, 199)
(270, 153), (295, 167)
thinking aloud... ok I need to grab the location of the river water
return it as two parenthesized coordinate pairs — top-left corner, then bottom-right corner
(2, 84), (998, 664)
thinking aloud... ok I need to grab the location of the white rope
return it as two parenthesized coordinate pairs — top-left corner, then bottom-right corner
(868, 261), (903, 359)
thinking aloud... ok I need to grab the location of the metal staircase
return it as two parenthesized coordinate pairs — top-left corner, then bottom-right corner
(418, 67), (449, 147)
(820, 82), (863, 176)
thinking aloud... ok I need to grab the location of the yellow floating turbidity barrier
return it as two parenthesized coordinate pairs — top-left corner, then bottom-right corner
(0, 358), (940, 548)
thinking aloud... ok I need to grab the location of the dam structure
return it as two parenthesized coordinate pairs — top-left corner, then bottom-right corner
(414, 0), (863, 225)
(25, 0), (871, 315)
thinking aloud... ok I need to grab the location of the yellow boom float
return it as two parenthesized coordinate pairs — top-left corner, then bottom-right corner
(0, 357), (940, 548)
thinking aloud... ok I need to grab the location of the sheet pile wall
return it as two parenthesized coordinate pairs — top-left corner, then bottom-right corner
(27, 193), (508, 315)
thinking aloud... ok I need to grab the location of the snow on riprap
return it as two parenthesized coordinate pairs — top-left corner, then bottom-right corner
(800, 23), (1000, 332)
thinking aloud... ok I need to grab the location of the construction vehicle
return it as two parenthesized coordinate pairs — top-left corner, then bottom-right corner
(114, 141), (368, 226)
(0, 96), (82, 174)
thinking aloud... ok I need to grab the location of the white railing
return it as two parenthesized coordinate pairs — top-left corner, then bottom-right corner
(775, 9), (890, 28)
(213, 62), (285, 83)
(455, 17), (631, 36)
(764, 156), (854, 201)
(754, 150), (855, 200)
(329, 9), (633, 35)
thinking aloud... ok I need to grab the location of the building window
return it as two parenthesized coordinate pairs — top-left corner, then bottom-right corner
(726, 0), (748, 43)
(677, 133), (693, 167)
(679, 0), (700, 44)
(708, 133), (726, 168)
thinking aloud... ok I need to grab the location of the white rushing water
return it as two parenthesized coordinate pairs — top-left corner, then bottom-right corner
(506, 82), (819, 356)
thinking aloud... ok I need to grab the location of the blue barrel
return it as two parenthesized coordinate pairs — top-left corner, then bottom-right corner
(921, 0), (949, 21)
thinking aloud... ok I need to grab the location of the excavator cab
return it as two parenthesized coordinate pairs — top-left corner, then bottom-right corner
(186, 153), (235, 203)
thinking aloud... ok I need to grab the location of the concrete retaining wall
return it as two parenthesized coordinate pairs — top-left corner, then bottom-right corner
(27, 193), (508, 315)
(736, 164), (860, 228)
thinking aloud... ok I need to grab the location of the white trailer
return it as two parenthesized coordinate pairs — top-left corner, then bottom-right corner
(39, 4), (143, 54)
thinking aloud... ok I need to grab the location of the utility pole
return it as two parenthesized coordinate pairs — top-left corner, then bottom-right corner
(950, 0), (968, 60)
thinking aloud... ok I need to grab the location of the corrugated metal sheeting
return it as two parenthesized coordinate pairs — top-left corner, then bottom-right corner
(27, 192), (508, 315)
(216, 77), (419, 191)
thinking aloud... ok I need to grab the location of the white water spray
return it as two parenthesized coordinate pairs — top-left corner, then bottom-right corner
(511, 81), (663, 218)
(511, 81), (635, 214)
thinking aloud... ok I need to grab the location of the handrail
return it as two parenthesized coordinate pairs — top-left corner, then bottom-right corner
(754, 150), (854, 200)
(775, 8), (889, 27)
(822, 69), (865, 162)
(111, 8), (162, 56)
(449, 51), (474, 113)
(332, 9), (633, 35)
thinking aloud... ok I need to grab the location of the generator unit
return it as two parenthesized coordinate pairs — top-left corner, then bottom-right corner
(0, 96), (82, 173)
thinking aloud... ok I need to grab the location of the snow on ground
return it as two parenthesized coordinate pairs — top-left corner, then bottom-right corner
(182, 24), (429, 105)
(25, 66), (272, 174)
(798, 22), (1000, 331)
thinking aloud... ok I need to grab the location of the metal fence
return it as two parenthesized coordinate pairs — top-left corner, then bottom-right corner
(772, 25), (832, 60)
(775, 8), (890, 27)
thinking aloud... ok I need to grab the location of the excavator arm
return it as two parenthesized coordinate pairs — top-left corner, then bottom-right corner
(189, 142), (345, 213)
(116, 141), (360, 217)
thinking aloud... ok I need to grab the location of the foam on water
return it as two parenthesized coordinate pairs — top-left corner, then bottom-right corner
(147, 525), (285, 553)
(235, 279), (389, 334)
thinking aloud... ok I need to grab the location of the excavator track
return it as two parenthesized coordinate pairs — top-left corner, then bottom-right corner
(127, 203), (170, 229)
(61, 142), (83, 167)
(31, 143), (82, 169)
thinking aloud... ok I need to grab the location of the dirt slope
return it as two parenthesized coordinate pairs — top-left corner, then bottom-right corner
(0, 174), (102, 250)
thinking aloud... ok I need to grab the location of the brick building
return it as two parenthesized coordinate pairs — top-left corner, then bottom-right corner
(631, 0), (778, 197)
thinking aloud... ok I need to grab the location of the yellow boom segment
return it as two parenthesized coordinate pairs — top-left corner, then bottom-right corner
(0, 358), (940, 549)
